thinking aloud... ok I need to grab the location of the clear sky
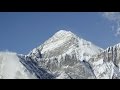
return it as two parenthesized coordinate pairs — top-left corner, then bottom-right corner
(0, 12), (120, 54)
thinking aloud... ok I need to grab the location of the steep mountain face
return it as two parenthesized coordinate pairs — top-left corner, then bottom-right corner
(88, 43), (120, 79)
(27, 30), (103, 79)
(0, 30), (120, 79)
(18, 54), (55, 79)
(28, 30), (103, 61)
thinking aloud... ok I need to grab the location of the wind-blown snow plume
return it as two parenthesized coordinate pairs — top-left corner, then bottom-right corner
(102, 12), (120, 37)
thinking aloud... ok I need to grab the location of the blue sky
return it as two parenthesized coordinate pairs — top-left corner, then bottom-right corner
(0, 12), (120, 54)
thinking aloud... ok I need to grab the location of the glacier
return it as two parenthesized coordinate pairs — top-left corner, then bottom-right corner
(0, 30), (120, 79)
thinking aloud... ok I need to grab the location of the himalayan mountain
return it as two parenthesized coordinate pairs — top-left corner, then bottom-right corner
(0, 30), (120, 79)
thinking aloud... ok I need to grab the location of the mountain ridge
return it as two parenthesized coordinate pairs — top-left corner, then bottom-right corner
(0, 30), (120, 79)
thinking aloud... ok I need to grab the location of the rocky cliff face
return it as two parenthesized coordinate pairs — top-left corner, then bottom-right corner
(26, 30), (103, 79)
(88, 43), (120, 79)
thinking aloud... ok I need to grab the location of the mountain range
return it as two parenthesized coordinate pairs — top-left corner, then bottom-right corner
(0, 30), (120, 79)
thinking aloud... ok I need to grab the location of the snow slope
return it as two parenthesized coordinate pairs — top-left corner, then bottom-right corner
(28, 30), (103, 61)
(88, 43), (120, 79)
(0, 52), (36, 79)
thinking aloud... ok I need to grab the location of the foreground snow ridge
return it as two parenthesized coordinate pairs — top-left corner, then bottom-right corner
(0, 30), (120, 79)
(0, 52), (36, 79)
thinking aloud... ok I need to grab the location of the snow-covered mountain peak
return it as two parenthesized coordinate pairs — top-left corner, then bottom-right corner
(54, 30), (71, 35)
(33, 30), (78, 54)
(54, 30), (74, 37)
(28, 30), (103, 62)
(45, 30), (77, 44)
(2, 29), (120, 79)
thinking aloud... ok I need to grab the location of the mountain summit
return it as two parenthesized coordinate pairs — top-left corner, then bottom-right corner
(26, 30), (103, 79)
(28, 30), (103, 60)
(0, 30), (120, 79)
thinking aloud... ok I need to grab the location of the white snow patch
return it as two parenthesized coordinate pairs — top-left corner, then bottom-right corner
(93, 59), (103, 66)
(0, 52), (36, 79)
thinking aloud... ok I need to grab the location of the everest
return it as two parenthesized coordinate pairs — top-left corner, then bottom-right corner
(0, 30), (120, 79)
